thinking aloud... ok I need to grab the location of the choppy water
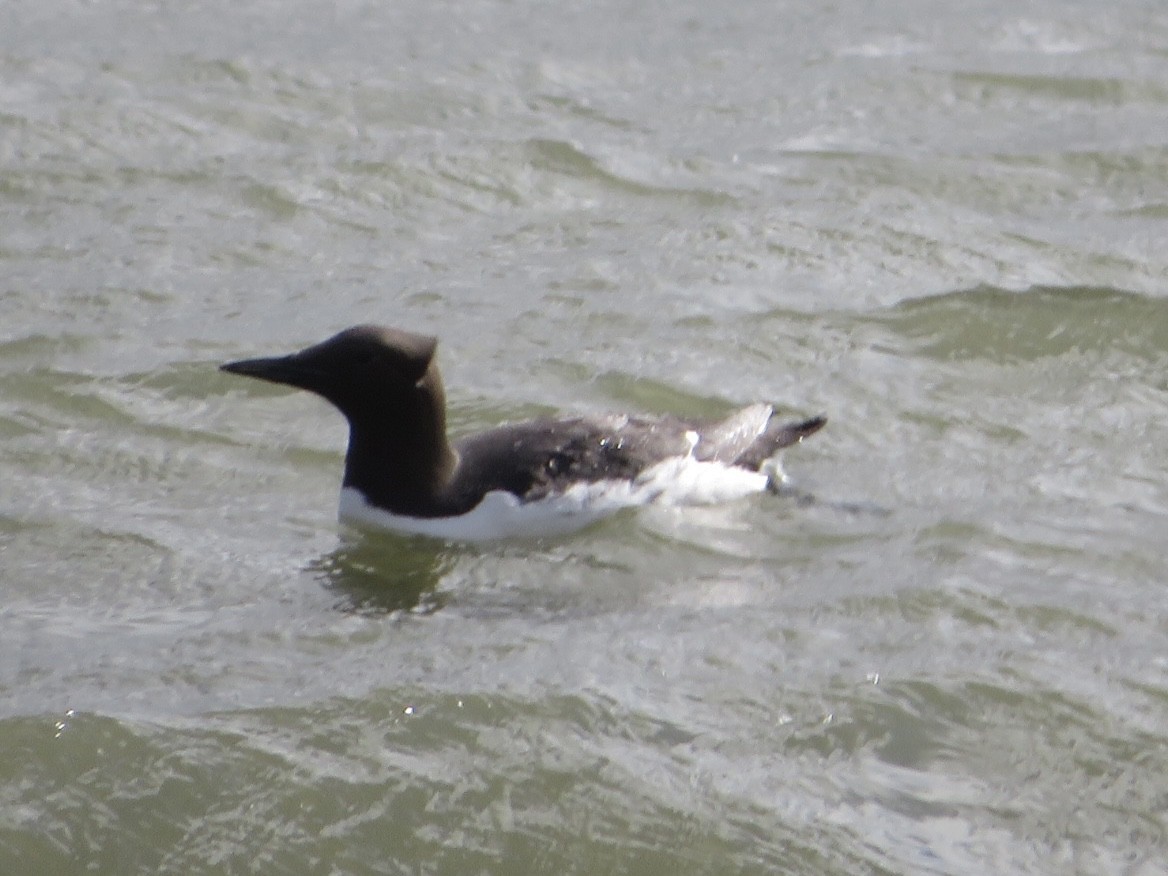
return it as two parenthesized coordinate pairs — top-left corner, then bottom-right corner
(3, 0), (1168, 873)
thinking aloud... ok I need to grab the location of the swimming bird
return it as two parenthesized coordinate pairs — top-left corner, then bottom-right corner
(220, 325), (825, 540)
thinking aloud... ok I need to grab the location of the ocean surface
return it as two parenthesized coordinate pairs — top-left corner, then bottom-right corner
(3, 0), (1167, 873)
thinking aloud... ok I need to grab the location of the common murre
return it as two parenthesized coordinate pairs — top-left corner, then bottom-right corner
(220, 325), (825, 541)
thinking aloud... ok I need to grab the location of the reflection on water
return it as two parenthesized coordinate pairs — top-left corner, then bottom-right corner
(308, 530), (457, 614)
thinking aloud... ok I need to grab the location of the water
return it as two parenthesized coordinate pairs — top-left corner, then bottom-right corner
(3, 0), (1168, 872)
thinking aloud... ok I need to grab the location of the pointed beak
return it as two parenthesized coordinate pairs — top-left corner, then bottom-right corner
(220, 354), (319, 390)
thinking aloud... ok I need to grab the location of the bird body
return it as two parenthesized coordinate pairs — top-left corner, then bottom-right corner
(221, 325), (824, 541)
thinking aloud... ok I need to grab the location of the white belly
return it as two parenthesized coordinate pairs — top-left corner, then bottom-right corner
(338, 455), (775, 542)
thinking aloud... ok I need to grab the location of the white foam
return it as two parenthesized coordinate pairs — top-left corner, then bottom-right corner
(337, 455), (776, 541)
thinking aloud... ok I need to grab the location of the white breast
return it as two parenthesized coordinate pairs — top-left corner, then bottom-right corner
(338, 455), (774, 541)
(339, 484), (626, 540)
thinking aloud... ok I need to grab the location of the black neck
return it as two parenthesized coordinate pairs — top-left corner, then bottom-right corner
(339, 368), (458, 516)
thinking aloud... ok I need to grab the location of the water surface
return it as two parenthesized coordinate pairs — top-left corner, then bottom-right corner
(2, 1), (1167, 873)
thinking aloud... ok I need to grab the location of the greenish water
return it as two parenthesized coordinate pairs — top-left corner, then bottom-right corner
(3, 1), (1168, 873)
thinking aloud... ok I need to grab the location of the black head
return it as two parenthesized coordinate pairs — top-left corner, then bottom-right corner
(220, 325), (440, 425)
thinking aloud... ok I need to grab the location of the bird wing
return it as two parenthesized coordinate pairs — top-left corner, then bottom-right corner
(452, 415), (693, 501)
(693, 404), (773, 463)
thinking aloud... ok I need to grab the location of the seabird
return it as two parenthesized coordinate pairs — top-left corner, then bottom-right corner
(220, 325), (825, 540)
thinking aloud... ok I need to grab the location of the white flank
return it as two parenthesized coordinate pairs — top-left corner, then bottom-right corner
(338, 454), (778, 541)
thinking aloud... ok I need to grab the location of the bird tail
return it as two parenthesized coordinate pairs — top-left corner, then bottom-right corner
(734, 415), (826, 470)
